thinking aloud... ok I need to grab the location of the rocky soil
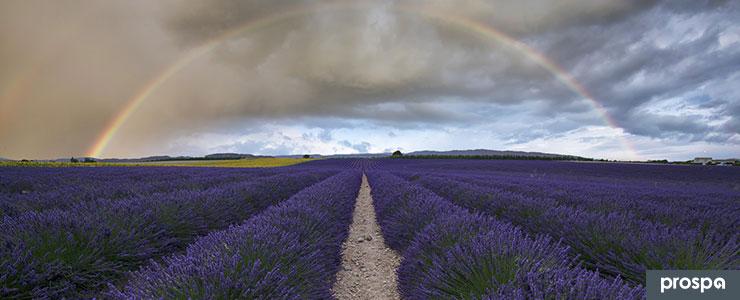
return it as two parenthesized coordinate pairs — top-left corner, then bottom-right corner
(332, 174), (401, 300)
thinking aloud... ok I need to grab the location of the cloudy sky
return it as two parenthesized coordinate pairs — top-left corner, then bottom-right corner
(1, 0), (738, 160)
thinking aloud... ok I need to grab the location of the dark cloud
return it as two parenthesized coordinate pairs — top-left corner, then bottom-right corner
(626, 113), (712, 140)
(154, 0), (738, 141)
(531, 0), (739, 142)
(0, 0), (737, 159)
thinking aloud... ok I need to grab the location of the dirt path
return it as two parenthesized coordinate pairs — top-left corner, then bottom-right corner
(332, 174), (401, 300)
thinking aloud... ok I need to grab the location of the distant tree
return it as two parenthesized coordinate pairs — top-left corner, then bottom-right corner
(84, 158), (96, 163)
(648, 159), (668, 164)
(392, 150), (403, 157)
(70, 157), (79, 163)
(303, 154), (311, 159)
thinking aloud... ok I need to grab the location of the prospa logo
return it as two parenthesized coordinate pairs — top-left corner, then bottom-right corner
(660, 276), (725, 293)
(647, 270), (738, 299)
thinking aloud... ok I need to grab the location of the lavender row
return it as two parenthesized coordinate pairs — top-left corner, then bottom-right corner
(383, 160), (739, 211)
(0, 170), (334, 299)
(1, 173), (277, 218)
(366, 171), (644, 299)
(0, 167), (287, 217)
(410, 175), (738, 285)
(0, 166), (259, 194)
(408, 169), (738, 208)
(400, 171), (738, 237)
(375, 159), (740, 188)
(110, 171), (361, 299)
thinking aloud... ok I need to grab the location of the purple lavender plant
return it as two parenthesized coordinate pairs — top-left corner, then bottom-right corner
(367, 171), (644, 299)
(0, 169), (333, 298)
(409, 174), (738, 284)
(110, 171), (361, 299)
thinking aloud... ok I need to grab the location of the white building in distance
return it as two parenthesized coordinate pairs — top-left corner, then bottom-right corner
(692, 157), (737, 166)
(692, 157), (712, 165)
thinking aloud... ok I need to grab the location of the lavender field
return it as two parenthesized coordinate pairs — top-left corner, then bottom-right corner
(1, 159), (738, 299)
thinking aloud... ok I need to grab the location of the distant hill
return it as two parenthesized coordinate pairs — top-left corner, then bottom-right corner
(404, 149), (590, 160)
(204, 153), (259, 160)
(0, 157), (12, 162)
(323, 153), (392, 158)
(35, 149), (588, 162)
(281, 149), (588, 160)
(279, 153), (391, 159)
(407, 149), (579, 158)
(51, 157), (98, 163)
(112, 153), (270, 162)
(94, 156), (177, 163)
(45, 153), (270, 163)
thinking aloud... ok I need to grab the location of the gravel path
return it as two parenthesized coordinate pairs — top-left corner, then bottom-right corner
(332, 174), (401, 300)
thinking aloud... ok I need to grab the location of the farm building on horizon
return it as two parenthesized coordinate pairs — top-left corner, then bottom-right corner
(714, 159), (737, 166)
(692, 157), (737, 166)
(693, 157), (712, 165)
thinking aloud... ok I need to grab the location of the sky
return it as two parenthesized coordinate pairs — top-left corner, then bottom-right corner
(0, 0), (738, 161)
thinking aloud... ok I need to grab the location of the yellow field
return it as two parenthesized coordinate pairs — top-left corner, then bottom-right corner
(0, 158), (314, 168)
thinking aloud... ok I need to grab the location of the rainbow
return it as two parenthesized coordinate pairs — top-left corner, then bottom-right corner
(0, 69), (34, 124)
(3, 20), (86, 138)
(1, 61), (48, 129)
(87, 2), (638, 159)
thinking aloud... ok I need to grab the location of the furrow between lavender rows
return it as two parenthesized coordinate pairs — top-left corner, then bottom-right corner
(110, 171), (362, 299)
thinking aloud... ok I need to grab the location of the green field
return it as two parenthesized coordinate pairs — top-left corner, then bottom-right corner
(0, 157), (314, 168)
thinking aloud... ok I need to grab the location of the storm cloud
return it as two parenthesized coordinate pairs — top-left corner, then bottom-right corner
(0, 0), (737, 160)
